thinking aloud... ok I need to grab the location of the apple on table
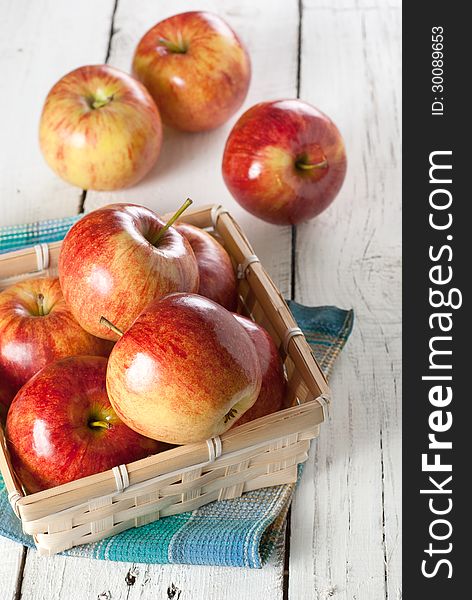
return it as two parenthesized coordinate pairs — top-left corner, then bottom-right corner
(39, 65), (162, 190)
(132, 11), (251, 132)
(59, 202), (199, 340)
(104, 293), (262, 444)
(0, 277), (112, 411)
(222, 99), (347, 225)
(6, 356), (167, 493)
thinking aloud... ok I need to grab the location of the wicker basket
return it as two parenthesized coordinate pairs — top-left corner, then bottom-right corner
(0, 204), (330, 556)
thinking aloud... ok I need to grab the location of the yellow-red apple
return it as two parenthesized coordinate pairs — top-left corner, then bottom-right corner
(222, 99), (347, 224)
(175, 223), (238, 311)
(105, 293), (262, 444)
(132, 12), (251, 132)
(39, 65), (162, 190)
(0, 278), (112, 405)
(58, 203), (199, 341)
(6, 356), (166, 493)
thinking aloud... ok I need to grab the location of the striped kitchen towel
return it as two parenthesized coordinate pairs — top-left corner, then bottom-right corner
(0, 216), (353, 568)
(0, 215), (81, 253)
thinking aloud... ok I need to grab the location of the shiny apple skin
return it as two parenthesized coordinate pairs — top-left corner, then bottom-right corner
(232, 315), (287, 426)
(5, 356), (165, 493)
(175, 223), (238, 311)
(132, 11), (251, 132)
(106, 293), (262, 444)
(59, 204), (199, 341)
(222, 99), (347, 225)
(0, 278), (113, 404)
(39, 65), (162, 190)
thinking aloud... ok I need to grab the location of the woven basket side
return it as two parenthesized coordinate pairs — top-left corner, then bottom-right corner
(25, 429), (315, 556)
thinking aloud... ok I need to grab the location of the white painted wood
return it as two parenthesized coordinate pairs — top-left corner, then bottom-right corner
(0, 0), (115, 227)
(20, 542), (285, 600)
(289, 1), (401, 599)
(84, 0), (297, 297)
(0, 538), (24, 599)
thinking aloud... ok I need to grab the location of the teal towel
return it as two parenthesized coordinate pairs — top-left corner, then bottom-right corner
(0, 215), (82, 253)
(0, 216), (353, 568)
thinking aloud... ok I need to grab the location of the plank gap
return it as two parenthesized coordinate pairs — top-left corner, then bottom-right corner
(13, 546), (27, 600)
(78, 190), (87, 214)
(290, 0), (302, 302)
(283, 506), (292, 600)
(380, 426), (389, 600)
(296, 0), (303, 97)
(285, 0), (303, 590)
(290, 226), (297, 301)
(105, 0), (120, 63)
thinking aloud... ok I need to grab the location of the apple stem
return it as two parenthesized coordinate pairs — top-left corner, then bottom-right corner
(152, 198), (193, 246)
(158, 35), (187, 53)
(89, 420), (111, 430)
(296, 159), (329, 171)
(37, 293), (45, 316)
(100, 316), (124, 337)
(91, 95), (114, 110)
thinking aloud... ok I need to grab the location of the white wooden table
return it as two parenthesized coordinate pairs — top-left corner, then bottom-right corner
(0, 0), (401, 598)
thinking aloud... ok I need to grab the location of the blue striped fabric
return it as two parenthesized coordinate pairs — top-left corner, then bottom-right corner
(0, 215), (82, 253)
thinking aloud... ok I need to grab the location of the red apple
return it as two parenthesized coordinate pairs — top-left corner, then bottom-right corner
(222, 99), (347, 225)
(105, 293), (262, 444)
(0, 277), (113, 403)
(59, 203), (199, 341)
(175, 223), (238, 311)
(232, 315), (287, 426)
(6, 356), (166, 493)
(39, 65), (162, 190)
(132, 11), (251, 132)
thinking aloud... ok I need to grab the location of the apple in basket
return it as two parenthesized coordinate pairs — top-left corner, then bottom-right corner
(59, 201), (199, 341)
(39, 65), (162, 190)
(6, 356), (166, 493)
(0, 278), (112, 404)
(132, 11), (251, 132)
(232, 315), (287, 426)
(222, 99), (347, 225)
(104, 293), (262, 444)
(174, 222), (238, 311)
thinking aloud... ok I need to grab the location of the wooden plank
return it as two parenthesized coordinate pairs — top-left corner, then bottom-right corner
(288, 1), (401, 599)
(20, 542), (285, 600)
(0, 538), (25, 600)
(84, 0), (297, 298)
(0, 0), (115, 227)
